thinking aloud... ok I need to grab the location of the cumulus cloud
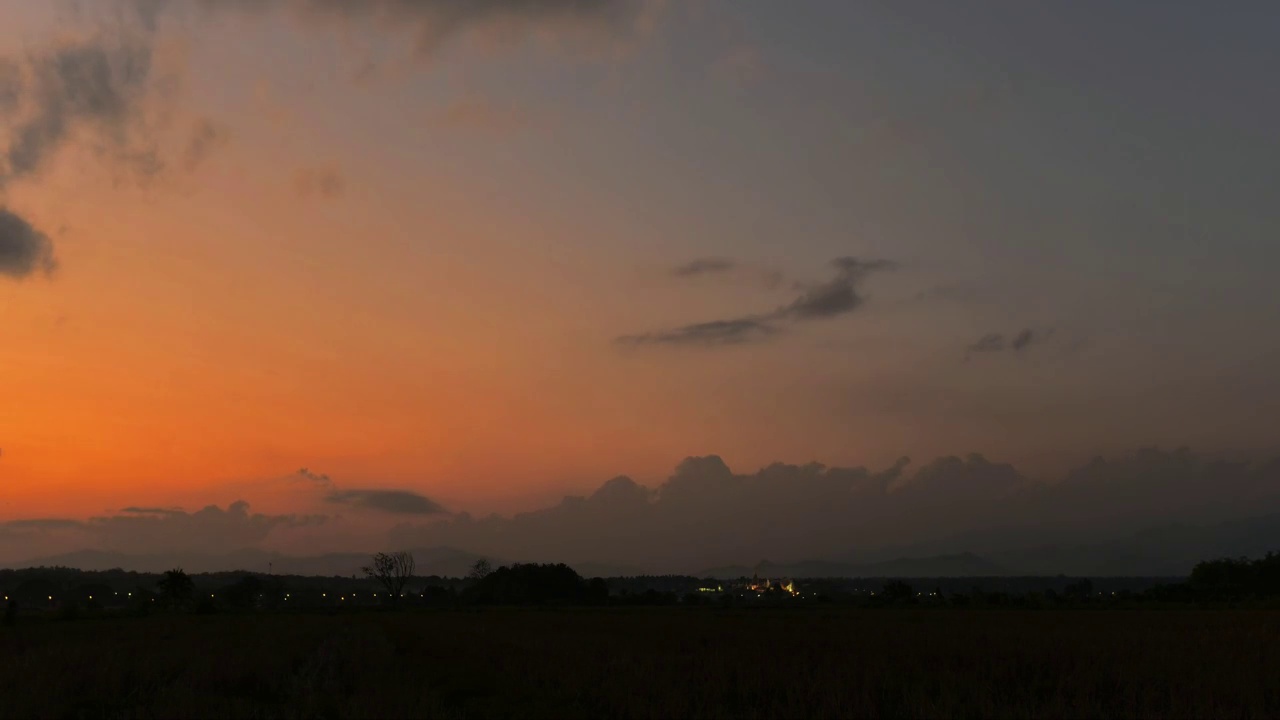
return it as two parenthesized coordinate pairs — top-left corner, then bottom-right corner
(326, 489), (448, 515)
(387, 447), (1280, 575)
(5, 448), (1280, 575)
(0, 208), (58, 280)
(620, 256), (894, 348)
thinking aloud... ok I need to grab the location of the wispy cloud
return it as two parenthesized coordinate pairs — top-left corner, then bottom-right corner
(180, 117), (230, 172)
(294, 165), (346, 199)
(428, 98), (533, 135)
(0, 20), (167, 190)
(2, 518), (84, 531)
(192, 0), (662, 59)
(120, 506), (186, 516)
(673, 257), (736, 278)
(620, 256), (895, 348)
(616, 317), (778, 347)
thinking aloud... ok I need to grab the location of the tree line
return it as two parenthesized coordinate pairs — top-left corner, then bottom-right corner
(4, 551), (1280, 621)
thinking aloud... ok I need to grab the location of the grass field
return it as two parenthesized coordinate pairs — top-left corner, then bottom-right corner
(2, 607), (1278, 719)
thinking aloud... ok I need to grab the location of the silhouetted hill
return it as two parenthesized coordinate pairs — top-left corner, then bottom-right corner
(8, 546), (504, 577)
(990, 513), (1280, 576)
(700, 553), (1013, 579)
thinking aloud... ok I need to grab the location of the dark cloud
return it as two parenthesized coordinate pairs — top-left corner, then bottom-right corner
(0, 208), (58, 280)
(783, 277), (861, 318)
(296, 467), (333, 486)
(299, 468), (443, 515)
(784, 257), (896, 319)
(325, 489), (447, 515)
(673, 258), (735, 277)
(1011, 328), (1037, 351)
(967, 328), (1048, 358)
(616, 317), (779, 347)
(119, 506), (186, 515)
(620, 256), (894, 348)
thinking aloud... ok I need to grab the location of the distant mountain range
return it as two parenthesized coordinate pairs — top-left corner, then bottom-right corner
(7, 512), (1277, 578)
(6, 546), (496, 578)
(700, 553), (1014, 580)
(5, 546), (647, 579)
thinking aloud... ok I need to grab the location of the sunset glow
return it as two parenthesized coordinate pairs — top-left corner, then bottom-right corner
(1, 1), (1278, 572)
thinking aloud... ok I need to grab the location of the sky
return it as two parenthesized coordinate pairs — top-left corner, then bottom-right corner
(1, 1), (1278, 570)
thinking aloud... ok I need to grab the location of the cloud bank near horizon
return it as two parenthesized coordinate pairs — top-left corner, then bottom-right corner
(7, 447), (1278, 575)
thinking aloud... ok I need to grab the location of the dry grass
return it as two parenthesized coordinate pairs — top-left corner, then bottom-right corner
(1, 607), (1278, 719)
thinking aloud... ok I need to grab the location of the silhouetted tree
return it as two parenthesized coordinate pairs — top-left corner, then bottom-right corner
(468, 558), (493, 581)
(586, 577), (610, 605)
(157, 568), (194, 609)
(1189, 552), (1280, 599)
(223, 575), (264, 610)
(3, 598), (16, 626)
(420, 585), (457, 607)
(1064, 578), (1094, 602)
(363, 551), (415, 607)
(882, 580), (914, 603)
(464, 563), (588, 605)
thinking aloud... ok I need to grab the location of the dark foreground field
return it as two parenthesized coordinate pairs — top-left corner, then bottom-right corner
(2, 608), (1278, 719)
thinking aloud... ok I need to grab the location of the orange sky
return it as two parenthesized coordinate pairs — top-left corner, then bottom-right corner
(2, 0), (1279, 541)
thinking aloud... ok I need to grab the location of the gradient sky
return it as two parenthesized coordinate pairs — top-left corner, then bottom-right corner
(1, 1), (1278, 557)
